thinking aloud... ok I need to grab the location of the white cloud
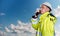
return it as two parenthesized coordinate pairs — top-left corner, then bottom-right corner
(5, 27), (13, 32)
(53, 6), (60, 17)
(10, 24), (16, 30)
(3, 20), (36, 36)
(55, 22), (60, 36)
(55, 30), (60, 36)
(0, 13), (6, 16)
(0, 31), (6, 36)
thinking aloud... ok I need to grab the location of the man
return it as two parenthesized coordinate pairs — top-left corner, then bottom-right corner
(31, 2), (57, 36)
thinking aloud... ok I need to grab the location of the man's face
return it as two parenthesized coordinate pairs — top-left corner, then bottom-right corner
(40, 4), (49, 14)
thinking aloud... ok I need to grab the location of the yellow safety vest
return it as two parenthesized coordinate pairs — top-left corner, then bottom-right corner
(31, 12), (57, 36)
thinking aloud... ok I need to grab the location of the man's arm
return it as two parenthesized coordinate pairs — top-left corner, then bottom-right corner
(31, 18), (39, 30)
(31, 8), (41, 30)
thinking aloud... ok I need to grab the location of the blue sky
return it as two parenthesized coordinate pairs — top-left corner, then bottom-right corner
(0, 0), (60, 31)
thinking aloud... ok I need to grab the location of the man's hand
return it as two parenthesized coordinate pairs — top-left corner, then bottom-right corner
(32, 8), (41, 18)
(35, 8), (41, 16)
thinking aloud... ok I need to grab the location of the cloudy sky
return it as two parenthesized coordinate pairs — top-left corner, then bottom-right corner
(0, 0), (60, 36)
